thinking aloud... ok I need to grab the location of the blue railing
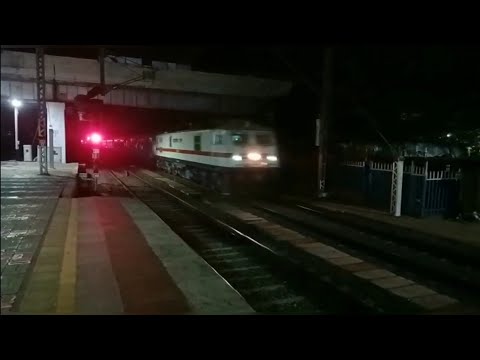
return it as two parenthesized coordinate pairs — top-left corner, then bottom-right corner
(330, 159), (462, 218)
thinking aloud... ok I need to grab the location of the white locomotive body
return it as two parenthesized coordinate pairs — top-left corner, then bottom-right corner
(152, 123), (280, 194)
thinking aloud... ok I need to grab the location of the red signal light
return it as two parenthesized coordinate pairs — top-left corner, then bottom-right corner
(90, 133), (102, 144)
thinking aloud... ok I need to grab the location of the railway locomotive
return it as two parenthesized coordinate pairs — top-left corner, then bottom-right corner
(152, 122), (280, 194)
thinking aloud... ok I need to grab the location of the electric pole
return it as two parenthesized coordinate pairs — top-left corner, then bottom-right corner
(99, 47), (105, 88)
(317, 47), (333, 197)
(36, 47), (48, 175)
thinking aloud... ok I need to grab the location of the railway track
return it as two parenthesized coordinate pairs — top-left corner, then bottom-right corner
(109, 169), (373, 314)
(248, 200), (480, 298)
(219, 200), (480, 313)
(131, 167), (480, 314)
(280, 198), (480, 267)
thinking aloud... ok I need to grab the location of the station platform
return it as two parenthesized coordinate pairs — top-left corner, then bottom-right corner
(1, 162), (252, 315)
(1, 160), (79, 179)
(1, 161), (78, 312)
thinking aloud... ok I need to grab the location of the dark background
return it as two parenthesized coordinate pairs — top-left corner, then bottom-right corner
(2, 46), (479, 192)
(5, 45), (478, 139)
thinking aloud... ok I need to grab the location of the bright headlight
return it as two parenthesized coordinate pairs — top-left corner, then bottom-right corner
(247, 152), (261, 161)
(266, 155), (278, 161)
(232, 154), (242, 161)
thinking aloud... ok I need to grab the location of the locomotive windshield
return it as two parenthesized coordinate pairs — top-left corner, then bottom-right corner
(256, 134), (274, 146)
(232, 133), (248, 145)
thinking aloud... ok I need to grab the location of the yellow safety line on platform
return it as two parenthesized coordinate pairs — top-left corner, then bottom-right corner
(16, 199), (71, 314)
(56, 198), (78, 313)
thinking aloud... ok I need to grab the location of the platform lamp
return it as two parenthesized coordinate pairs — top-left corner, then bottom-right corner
(10, 99), (22, 161)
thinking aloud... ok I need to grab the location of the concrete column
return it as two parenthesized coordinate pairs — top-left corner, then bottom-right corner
(46, 102), (66, 163)
(394, 160), (404, 217)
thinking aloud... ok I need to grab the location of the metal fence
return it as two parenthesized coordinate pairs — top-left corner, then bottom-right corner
(329, 159), (462, 217)
(329, 160), (393, 211)
(402, 161), (461, 217)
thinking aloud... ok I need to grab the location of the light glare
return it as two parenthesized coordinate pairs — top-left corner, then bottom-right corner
(247, 152), (261, 161)
(91, 133), (102, 144)
(11, 99), (22, 108)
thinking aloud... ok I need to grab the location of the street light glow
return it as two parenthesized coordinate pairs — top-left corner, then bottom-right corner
(10, 99), (22, 108)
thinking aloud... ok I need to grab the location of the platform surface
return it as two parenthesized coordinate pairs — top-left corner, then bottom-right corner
(1, 161), (77, 312)
(1, 162), (252, 314)
(1, 160), (78, 179)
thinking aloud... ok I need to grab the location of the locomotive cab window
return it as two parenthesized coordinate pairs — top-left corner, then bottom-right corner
(194, 135), (201, 151)
(213, 134), (223, 145)
(256, 134), (273, 146)
(169, 136), (172, 147)
(232, 133), (248, 146)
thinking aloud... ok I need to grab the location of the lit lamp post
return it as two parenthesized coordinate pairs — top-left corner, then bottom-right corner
(10, 99), (22, 161)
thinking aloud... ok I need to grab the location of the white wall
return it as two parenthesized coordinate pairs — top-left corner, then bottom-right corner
(46, 102), (66, 163)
